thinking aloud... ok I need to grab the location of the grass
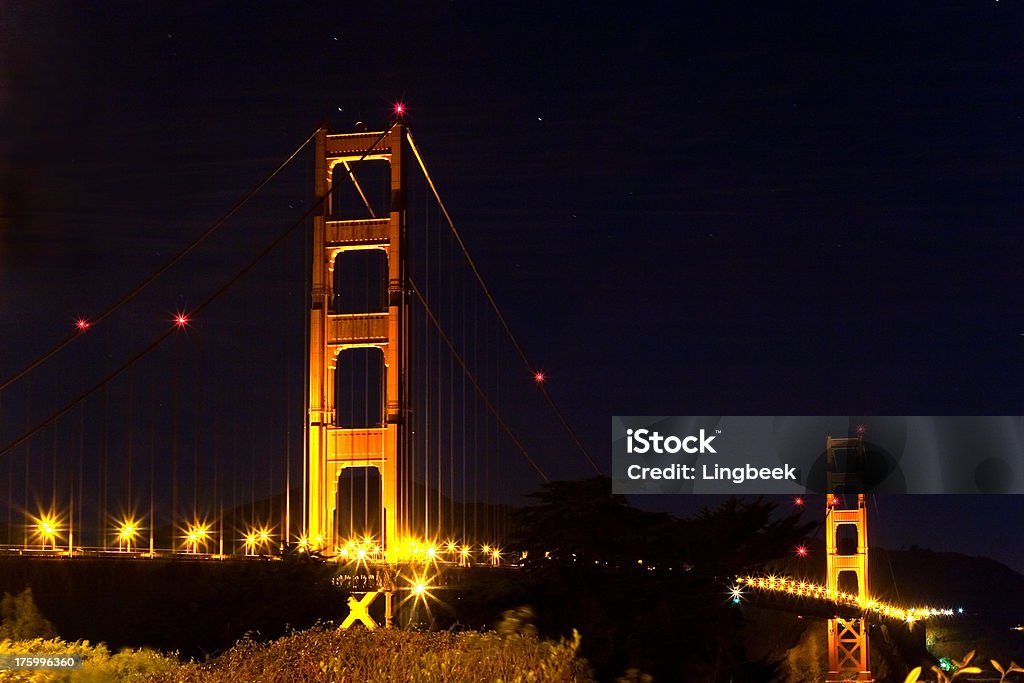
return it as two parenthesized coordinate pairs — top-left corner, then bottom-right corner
(0, 637), (177, 682)
(1, 627), (592, 682)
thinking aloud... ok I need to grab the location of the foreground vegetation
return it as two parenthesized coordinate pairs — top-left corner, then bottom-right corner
(4, 483), (1022, 681)
(0, 627), (591, 682)
(0, 637), (176, 682)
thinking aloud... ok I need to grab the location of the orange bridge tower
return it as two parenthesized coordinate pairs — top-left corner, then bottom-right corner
(825, 435), (872, 681)
(306, 125), (407, 560)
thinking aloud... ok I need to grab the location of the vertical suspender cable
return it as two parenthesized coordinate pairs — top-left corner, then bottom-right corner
(284, 354), (291, 547)
(448, 202), (455, 539)
(148, 384), (155, 553)
(407, 132), (601, 477)
(51, 373), (57, 517)
(4, 396), (10, 545)
(101, 382), (109, 550)
(435, 200), (442, 541)
(193, 335), (200, 525)
(423, 185), (430, 540)
(24, 392), (29, 548)
(126, 358), (134, 513)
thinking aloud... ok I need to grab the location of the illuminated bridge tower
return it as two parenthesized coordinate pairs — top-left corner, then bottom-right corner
(307, 125), (407, 559)
(825, 436), (872, 682)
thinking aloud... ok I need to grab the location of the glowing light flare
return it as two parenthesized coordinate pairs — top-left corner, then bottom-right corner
(404, 569), (437, 605)
(795, 545), (808, 557)
(173, 312), (190, 328)
(737, 574), (956, 622)
(336, 535), (385, 566)
(116, 518), (142, 551)
(243, 526), (273, 554)
(793, 497), (804, 507)
(533, 371), (545, 384)
(855, 424), (867, 435)
(33, 512), (63, 549)
(184, 522), (212, 553)
(244, 533), (259, 555)
(75, 319), (90, 331)
(392, 102), (407, 117)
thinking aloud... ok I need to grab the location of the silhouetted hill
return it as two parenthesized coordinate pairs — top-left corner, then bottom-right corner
(748, 546), (1024, 681)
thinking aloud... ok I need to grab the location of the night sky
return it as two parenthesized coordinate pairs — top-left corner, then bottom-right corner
(1, 4), (1023, 573)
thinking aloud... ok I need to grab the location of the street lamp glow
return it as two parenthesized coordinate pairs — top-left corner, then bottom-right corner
(244, 533), (258, 555)
(184, 522), (211, 554)
(33, 512), (62, 550)
(243, 526), (273, 555)
(117, 518), (141, 552)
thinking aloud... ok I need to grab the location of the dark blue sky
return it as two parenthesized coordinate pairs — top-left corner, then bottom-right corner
(1, 3), (1022, 572)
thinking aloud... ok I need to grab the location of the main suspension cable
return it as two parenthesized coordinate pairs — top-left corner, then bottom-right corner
(408, 277), (549, 483)
(406, 131), (601, 476)
(0, 125), (397, 460)
(0, 127), (320, 394)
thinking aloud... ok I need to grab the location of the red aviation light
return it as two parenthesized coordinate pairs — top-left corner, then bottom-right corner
(75, 319), (90, 331)
(534, 371), (545, 384)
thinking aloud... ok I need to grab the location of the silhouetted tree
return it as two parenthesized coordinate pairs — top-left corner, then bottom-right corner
(0, 588), (56, 639)
(507, 478), (816, 681)
(511, 477), (679, 568)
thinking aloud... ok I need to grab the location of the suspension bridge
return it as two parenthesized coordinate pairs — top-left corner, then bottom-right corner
(0, 115), (959, 680)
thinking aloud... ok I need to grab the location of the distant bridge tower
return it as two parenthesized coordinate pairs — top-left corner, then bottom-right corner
(307, 125), (407, 559)
(825, 436), (872, 682)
